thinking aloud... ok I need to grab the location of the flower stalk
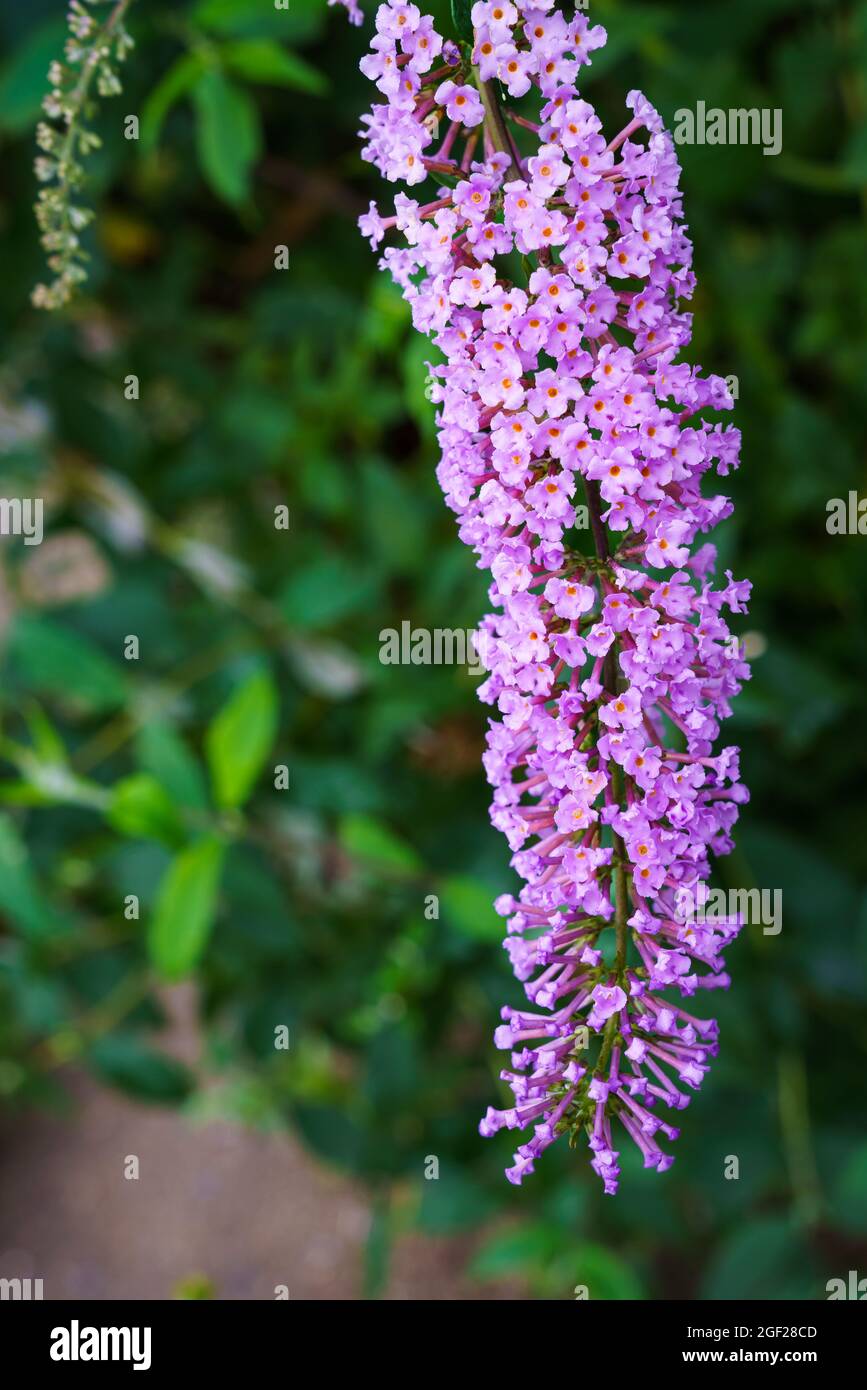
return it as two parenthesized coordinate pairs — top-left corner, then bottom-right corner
(478, 77), (522, 181)
(33, 0), (135, 310)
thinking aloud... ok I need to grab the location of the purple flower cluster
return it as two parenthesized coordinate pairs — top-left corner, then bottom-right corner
(351, 0), (750, 1191)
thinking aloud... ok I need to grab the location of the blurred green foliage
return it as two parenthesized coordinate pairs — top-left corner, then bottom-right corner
(0, 0), (865, 1299)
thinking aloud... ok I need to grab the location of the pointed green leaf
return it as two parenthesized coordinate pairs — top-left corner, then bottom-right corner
(450, 0), (474, 44)
(222, 39), (327, 94)
(135, 722), (209, 810)
(0, 813), (69, 939)
(148, 836), (226, 980)
(107, 773), (185, 844)
(7, 616), (126, 713)
(140, 52), (205, 153)
(89, 1034), (195, 1103)
(441, 874), (502, 940)
(339, 814), (422, 876)
(192, 69), (262, 205)
(205, 670), (278, 810)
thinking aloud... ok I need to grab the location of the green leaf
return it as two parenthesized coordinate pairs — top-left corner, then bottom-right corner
(359, 458), (428, 575)
(831, 1142), (867, 1235)
(23, 703), (66, 765)
(293, 1103), (366, 1171)
(7, 616), (126, 714)
(559, 1243), (644, 1301)
(441, 875), (503, 941)
(363, 1023), (420, 1109)
(107, 773), (185, 844)
(89, 1034), (194, 1104)
(134, 722), (209, 810)
(470, 1224), (562, 1281)
(278, 551), (379, 629)
(0, 814), (67, 939)
(222, 39), (327, 94)
(0, 19), (66, 133)
(450, 0), (475, 44)
(403, 333), (442, 440)
(193, 0), (326, 42)
(140, 52), (205, 153)
(192, 69), (262, 205)
(148, 837), (226, 981)
(338, 814), (422, 876)
(417, 1169), (498, 1234)
(205, 669), (278, 810)
(701, 1217), (817, 1300)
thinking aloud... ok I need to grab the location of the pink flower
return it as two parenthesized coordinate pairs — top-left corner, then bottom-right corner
(435, 80), (484, 127)
(351, 1), (750, 1194)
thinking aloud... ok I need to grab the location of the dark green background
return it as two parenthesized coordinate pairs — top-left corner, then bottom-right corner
(0, 0), (865, 1298)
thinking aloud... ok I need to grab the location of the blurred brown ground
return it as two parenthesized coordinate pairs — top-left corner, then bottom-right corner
(0, 988), (520, 1301)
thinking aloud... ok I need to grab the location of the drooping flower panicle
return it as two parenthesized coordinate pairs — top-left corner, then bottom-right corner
(33, 0), (134, 310)
(350, 0), (750, 1191)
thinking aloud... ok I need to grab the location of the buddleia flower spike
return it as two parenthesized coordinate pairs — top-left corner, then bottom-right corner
(346, 0), (751, 1191)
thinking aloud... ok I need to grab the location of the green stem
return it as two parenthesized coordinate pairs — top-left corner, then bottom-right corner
(37, 968), (151, 1071)
(477, 78), (522, 182)
(777, 1051), (823, 1226)
(611, 767), (629, 978)
(585, 479), (630, 982)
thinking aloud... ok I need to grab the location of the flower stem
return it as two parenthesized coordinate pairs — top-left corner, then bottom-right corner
(477, 77), (522, 182)
(586, 479), (630, 980)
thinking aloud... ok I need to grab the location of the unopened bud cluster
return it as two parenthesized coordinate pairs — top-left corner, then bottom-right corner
(33, 0), (134, 310)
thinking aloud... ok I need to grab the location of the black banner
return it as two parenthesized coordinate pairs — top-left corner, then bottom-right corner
(0, 1298), (862, 1374)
